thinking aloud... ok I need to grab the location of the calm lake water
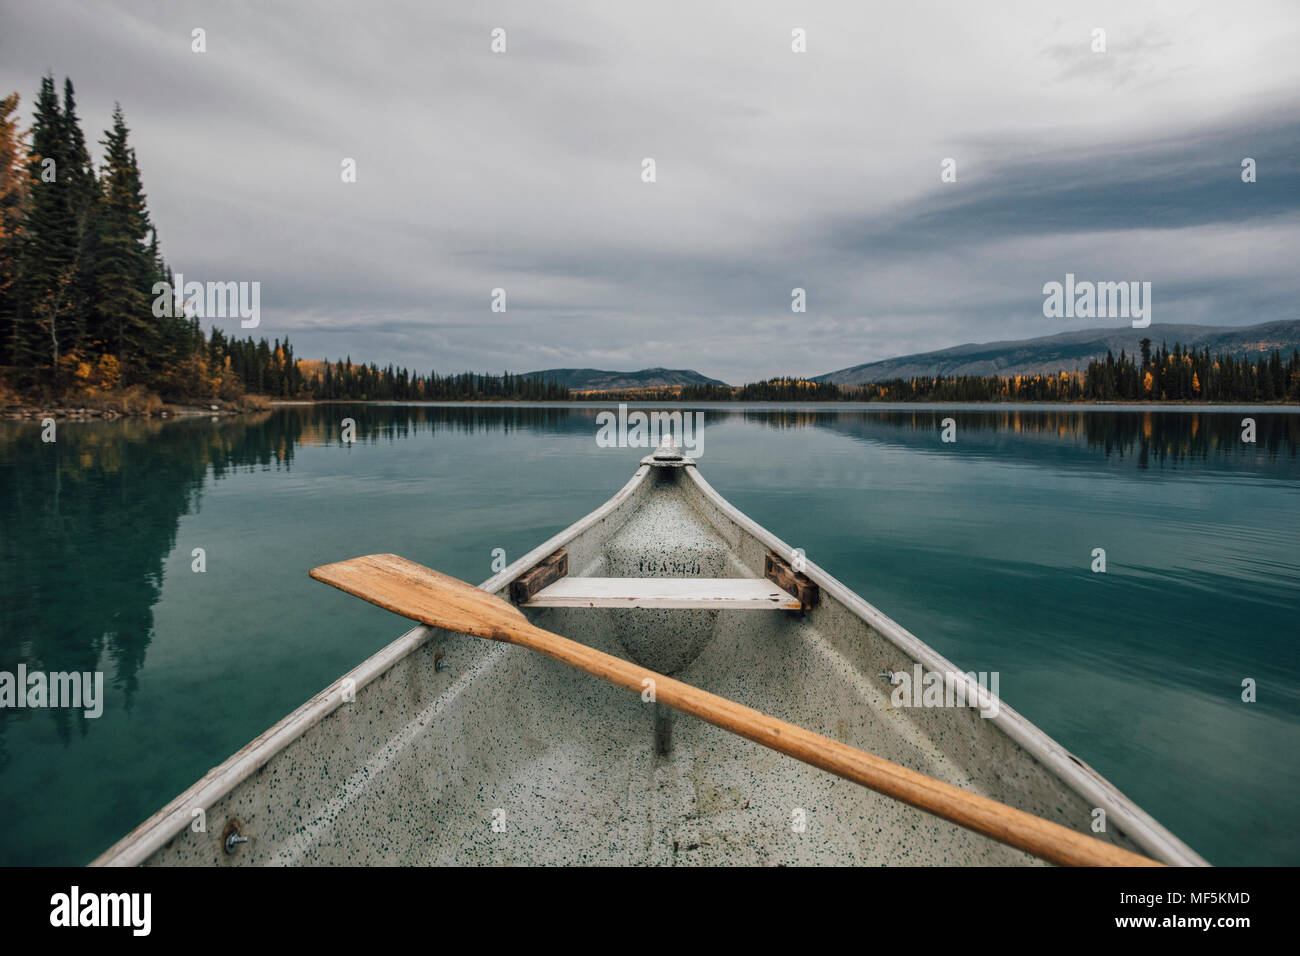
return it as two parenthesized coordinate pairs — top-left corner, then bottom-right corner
(1, 403), (1297, 866)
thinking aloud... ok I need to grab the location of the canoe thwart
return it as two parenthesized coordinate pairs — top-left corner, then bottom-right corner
(523, 576), (802, 609)
(510, 549), (568, 605)
(764, 550), (820, 609)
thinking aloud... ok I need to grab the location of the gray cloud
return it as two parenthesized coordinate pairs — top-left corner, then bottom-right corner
(1, 0), (1297, 382)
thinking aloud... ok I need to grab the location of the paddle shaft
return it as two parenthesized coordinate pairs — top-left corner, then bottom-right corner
(308, 554), (1162, 867)
(503, 620), (1160, 867)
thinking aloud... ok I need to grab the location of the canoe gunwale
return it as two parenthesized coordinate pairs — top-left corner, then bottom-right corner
(91, 619), (438, 866)
(93, 459), (1208, 867)
(680, 464), (1209, 867)
(91, 465), (656, 867)
(478, 464), (653, 597)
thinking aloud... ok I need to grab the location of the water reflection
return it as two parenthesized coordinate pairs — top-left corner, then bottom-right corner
(279, 403), (1300, 469)
(0, 413), (287, 748)
(740, 407), (1298, 472)
(0, 403), (1295, 757)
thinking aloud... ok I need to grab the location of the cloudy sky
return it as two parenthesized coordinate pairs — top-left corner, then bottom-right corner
(2, 0), (1297, 382)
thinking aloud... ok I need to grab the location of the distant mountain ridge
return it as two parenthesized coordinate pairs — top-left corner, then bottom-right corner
(815, 320), (1300, 385)
(523, 367), (730, 390)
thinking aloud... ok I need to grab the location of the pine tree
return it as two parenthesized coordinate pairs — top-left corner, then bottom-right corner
(14, 74), (77, 373)
(60, 78), (98, 357)
(94, 103), (154, 379)
(149, 226), (191, 378)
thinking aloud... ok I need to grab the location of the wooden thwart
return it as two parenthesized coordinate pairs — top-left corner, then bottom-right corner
(525, 576), (802, 609)
(309, 554), (1163, 868)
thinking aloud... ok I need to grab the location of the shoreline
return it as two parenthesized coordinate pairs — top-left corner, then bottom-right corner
(3, 401), (256, 421)
(274, 398), (1300, 410)
(6, 397), (1298, 421)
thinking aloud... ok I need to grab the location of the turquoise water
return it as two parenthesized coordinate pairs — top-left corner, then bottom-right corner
(1, 404), (1297, 866)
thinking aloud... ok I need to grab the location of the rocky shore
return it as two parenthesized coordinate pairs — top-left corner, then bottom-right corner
(3, 401), (255, 421)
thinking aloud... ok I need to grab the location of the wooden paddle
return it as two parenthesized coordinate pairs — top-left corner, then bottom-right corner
(310, 554), (1163, 867)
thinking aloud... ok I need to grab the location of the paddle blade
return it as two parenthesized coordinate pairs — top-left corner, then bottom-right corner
(310, 554), (530, 641)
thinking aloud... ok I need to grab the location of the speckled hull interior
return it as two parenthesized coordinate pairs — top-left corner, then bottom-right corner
(94, 460), (1208, 867)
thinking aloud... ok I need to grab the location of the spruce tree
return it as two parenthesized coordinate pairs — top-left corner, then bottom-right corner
(15, 74), (75, 373)
(60, 78), (98, 357)
(94, 103), (154, 379)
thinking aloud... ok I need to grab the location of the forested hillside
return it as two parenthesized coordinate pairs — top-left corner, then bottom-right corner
(0, 75), (566, 412)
